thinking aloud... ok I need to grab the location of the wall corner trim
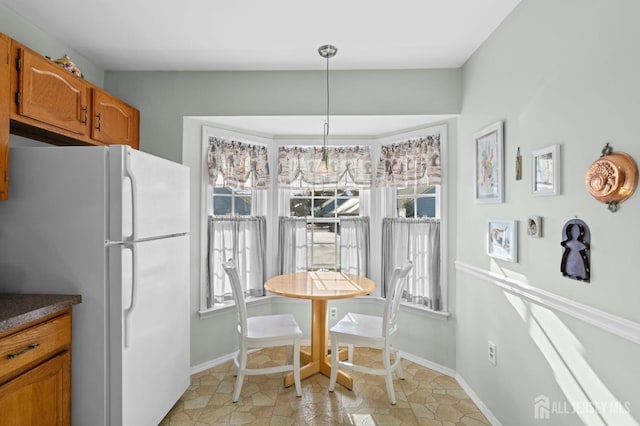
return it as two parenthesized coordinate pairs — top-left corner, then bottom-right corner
(455, 260), (640, 345)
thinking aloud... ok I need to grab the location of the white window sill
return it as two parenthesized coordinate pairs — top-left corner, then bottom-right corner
(399, 301), (451, 320)
(198, 294), (450, 321)
(197, 295), (275, 319)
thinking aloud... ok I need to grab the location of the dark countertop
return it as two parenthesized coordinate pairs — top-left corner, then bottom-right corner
(0, 294), (81, 333)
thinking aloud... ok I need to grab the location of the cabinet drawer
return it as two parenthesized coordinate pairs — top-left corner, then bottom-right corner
(0, 314), (71, 384)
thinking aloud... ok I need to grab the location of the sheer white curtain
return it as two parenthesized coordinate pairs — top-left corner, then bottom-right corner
(381, 218), (441, 310)
(207, 216), (266, 308)
(277, 217), (307, 274)
(339, 217), (370, 277)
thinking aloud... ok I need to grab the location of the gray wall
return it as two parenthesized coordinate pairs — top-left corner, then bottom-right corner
(0, 4), (104, 87)
(105, 69), (461, 162)
(456, 0), (640, 424)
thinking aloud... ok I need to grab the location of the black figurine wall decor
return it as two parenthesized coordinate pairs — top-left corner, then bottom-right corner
(560, 218), (591, 282)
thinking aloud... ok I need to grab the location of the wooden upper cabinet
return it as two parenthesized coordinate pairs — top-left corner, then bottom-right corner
(91, 87), (139, 148)
(0, 33), (10, 200)
(16, 45), (89, 136)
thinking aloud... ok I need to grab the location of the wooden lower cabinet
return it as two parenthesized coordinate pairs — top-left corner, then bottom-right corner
(0, 351), (71, 425)
(0, 311), (73, 426)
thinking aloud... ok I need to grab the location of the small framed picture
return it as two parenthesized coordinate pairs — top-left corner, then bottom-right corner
(487, 219), (518, 262)
(527, 216), (542, 238)
(474, 121), (504, 203)
(532, 144), (560, 196)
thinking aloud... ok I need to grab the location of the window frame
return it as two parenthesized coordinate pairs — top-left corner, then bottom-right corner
(199, 126), (273, 313)
(375, 123), (449, 314)
(287, 178), (362, 271)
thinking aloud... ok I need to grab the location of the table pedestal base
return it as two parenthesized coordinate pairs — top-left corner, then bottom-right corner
(284, 347), (352, 389)
(282, 299), (354, 390)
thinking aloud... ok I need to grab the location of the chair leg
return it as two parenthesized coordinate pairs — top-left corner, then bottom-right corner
(382, 346), (396, 405)
(394, 347), (405, 380)
(233, 346), (247, 403)
(328, 336), (339, 392)
(293, 340), (302, 397)
(347, 344), (354, 363)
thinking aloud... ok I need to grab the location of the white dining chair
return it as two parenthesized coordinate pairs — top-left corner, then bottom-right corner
(328, 261), (413, 405)
(222, 259), (303, 402)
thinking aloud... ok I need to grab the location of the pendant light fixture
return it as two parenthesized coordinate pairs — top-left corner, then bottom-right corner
(317, 44), (337, 175)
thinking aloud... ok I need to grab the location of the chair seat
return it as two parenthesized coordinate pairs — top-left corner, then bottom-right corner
(328, 261), (413, 405)
(330, 313), (383, 340)
(246, 314), (302, 340)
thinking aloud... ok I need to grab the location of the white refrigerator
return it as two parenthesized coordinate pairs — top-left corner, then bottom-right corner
(0, 145), (190, 426)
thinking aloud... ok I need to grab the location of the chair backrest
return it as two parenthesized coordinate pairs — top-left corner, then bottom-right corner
(382, 261), (413, 338)
(222, 259), (248, 338)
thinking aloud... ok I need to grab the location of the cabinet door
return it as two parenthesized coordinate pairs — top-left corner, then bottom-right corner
(17, 47), (89, 136)
(0, 351), (71, 426)
(91, 88), (139, 148)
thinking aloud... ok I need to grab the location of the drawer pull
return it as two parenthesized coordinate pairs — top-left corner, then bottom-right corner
(7, 343), (40, 359)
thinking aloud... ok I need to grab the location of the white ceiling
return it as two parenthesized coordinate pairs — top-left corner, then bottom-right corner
(2, 0), (520, 135)
(1, 0), (521, 71)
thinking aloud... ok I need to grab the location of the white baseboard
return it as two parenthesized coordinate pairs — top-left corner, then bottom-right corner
(455, 373), (502, 426)
(191, 352), (237, 375)
(192, 345), (500, 424)
(398, 350), (456, 378)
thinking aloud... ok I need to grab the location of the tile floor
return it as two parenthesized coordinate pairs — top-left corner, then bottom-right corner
(160, 346), (490, 425)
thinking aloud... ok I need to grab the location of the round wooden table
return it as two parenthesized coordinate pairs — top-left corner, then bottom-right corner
(264, 271), (376, 390)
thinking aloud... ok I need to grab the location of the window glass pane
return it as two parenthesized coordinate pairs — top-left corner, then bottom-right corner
(313, 198), (333, 218)
(213, 187), (231, 195)
(397, 198), (415, 218)
(234, 196), (252, 216)
(290, 198), (311, 217)
(416, 185), (436, 195)
(396, 187), (414, 197)
(213, 187), (232, 215)
(336, 198), (360, 216)
(416, 197), (436, 217)
(307, 223), (338, 270)
(337, 188), (359, 197)
(291, 187), (311, 197)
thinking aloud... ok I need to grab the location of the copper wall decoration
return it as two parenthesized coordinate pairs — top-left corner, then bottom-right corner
(560, 218), (591, 283)
(585, 143), (638, 212)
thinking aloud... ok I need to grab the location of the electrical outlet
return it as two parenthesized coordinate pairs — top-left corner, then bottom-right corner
(330, 307), (337, 319)
(488, 340), (497, 366)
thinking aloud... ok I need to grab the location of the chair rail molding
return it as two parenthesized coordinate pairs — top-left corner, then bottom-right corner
(455, 260), (640, 346)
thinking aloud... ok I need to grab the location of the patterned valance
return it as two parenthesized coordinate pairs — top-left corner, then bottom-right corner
(207, 137), (270, 189)
(277, 145), (373, 187)
(375, 134), (441, 187)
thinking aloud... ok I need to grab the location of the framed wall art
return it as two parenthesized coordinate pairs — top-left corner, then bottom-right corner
(527, 216), (542, 238)
(487, 219), (517, 262)
(475, 121), (504, 203)
(532, 144), (560, 196)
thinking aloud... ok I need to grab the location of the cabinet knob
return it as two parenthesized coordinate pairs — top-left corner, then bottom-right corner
(82, 107), (88, 125)
(96, 112), (102, 131)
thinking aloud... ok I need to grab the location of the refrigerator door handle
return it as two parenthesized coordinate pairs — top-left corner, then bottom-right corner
(124, 149), (139, 241)
(123, 242), (138, 348)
